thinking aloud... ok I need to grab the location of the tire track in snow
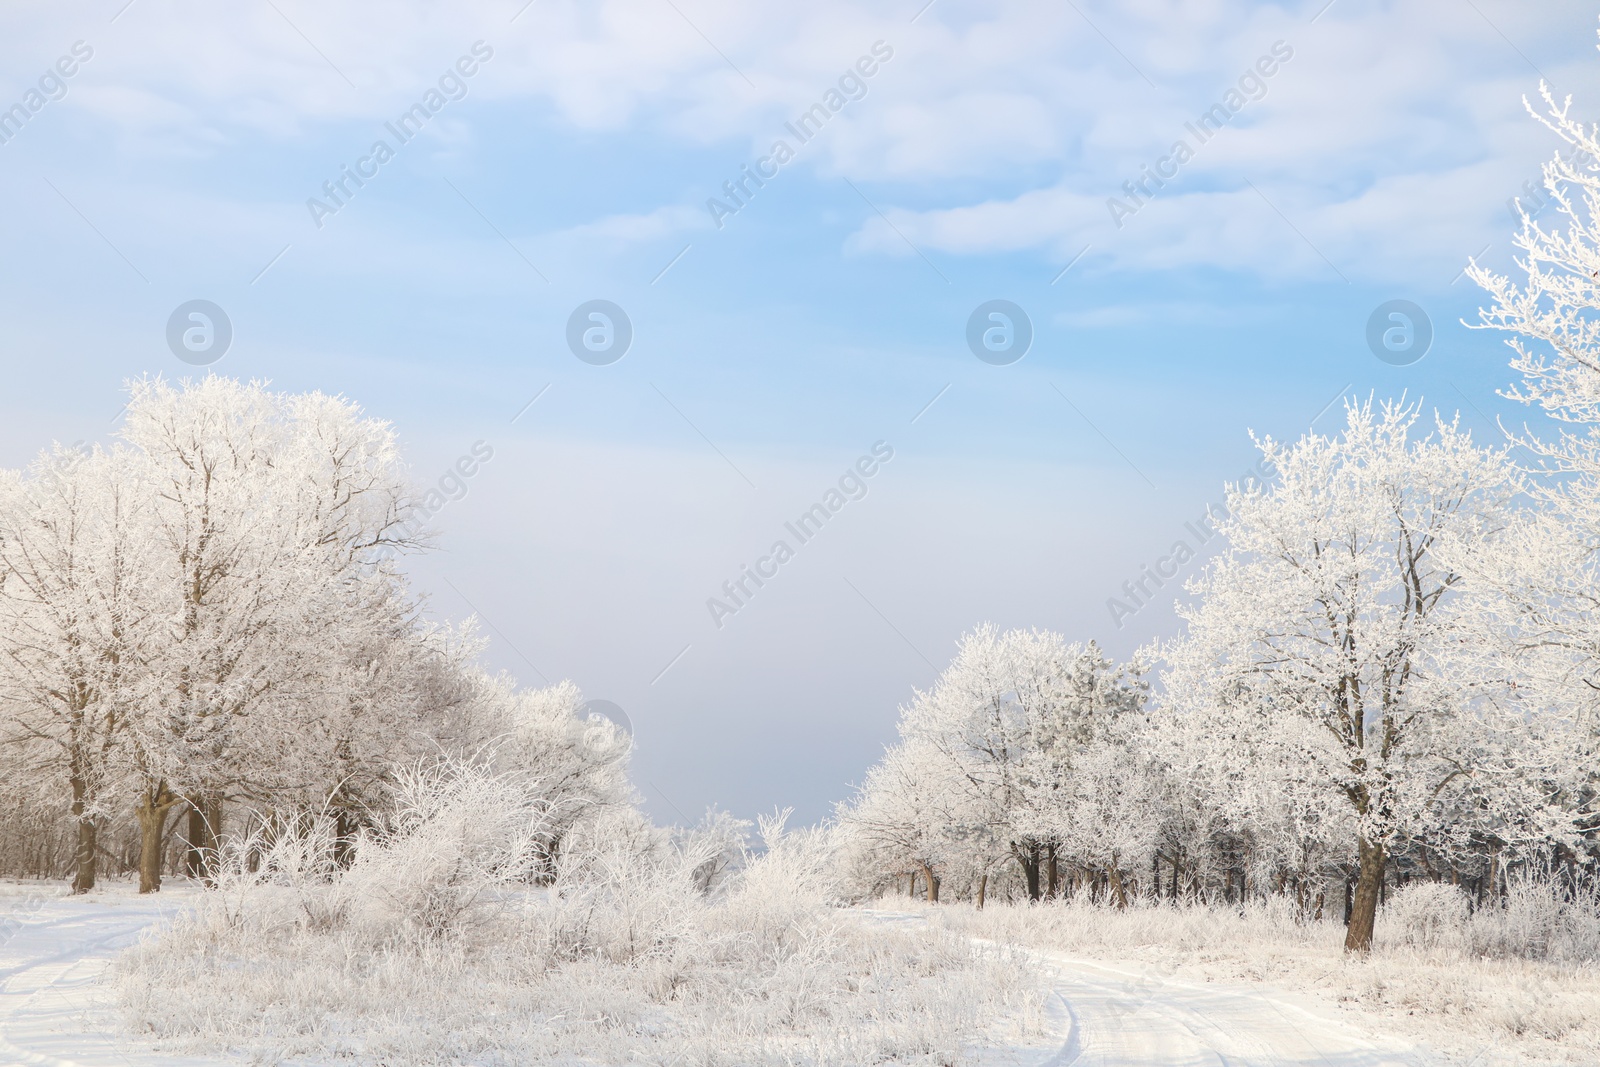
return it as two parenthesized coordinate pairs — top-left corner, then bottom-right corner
(0, 894), (224, 1067)
(1033, 951), (1442, 1067)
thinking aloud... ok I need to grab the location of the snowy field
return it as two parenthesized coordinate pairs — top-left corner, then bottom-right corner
(3, 881), (1581, 1067)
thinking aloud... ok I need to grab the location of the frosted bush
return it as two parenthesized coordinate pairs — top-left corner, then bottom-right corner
(1379, 881), (1470, 954)
(1468, 867), (1600, 963)
(117, 768), (1041, 1067)
(339, 759), (556, 940)
(528, 810), (707, 967)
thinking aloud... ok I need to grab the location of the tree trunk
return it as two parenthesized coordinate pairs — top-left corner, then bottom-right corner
(1108, 863), (1129, 909)
(920, 862), (939, 903)
(183, 796), (221, 885)
(1343, 836), (1385, 952)
(976, 872), (987, 910)
(135, 782), (178, 894)
(1046, 844), (1059, 899)
(69, 775), (96, 895)
(1014, 841), (1042, 902)
(334, 808), (357, 869)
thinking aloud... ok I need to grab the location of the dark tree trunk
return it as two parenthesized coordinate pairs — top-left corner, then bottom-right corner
(1108, 863), (1129, 909)
(183, 796), (221, 884)
(920, 862), (939, 903)
(1046, 844), (1059, 899)
(334, 808), (358, 868)
(1014, 841), (1042, 902)
(1344, 836), (1385, 952)
(135, 782), (179, 894)
(69, 774), (96, 895)
(976, 872), (987, 909)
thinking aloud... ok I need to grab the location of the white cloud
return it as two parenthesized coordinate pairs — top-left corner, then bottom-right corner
(4, 0), (1595, 283)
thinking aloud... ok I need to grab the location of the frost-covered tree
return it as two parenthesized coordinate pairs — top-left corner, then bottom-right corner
(0, 445), (154, 893)
(116, 377), (419, 891)
(0, 377), (665, 896)
(1468, 63), (1600, 848)
(1162, 399), (1531, 951)
(838, 739), (953, 901)
(843, 625), (1146, 903)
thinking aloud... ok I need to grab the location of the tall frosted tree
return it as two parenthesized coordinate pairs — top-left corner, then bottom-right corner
(0, 445), (154, 893)
(1162, 400), (1527, 951)
(117, 377), (418, 891)
(1468, 74), (1600, 837)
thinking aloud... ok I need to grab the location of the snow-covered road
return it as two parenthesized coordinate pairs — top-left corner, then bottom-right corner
(1035, 954), (1440, 1067)
(1, 891), (1444, 1067)
(0, 887), (225, 1067)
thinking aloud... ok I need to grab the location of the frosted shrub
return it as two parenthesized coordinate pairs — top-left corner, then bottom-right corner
(1379, 882), (1470, 954)
(529, 809), (707, 967)
(722, 813), (844, 937)
(340, 759), (556, 940)
(1469, 868), (1600, 962)
(118, 769), (1040, 1067)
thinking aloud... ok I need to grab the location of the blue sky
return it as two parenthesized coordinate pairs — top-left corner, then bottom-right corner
(1, 0), (1597, 826)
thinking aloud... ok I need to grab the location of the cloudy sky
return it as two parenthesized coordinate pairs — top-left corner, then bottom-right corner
(1, 0), (1596, 826)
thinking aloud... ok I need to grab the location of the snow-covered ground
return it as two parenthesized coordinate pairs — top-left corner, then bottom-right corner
(925, 899), (1599, 1067)
(3, 884), (1462, 1067)
(1034, 954), (1434, 1067)
(0, 883), (228, 1067)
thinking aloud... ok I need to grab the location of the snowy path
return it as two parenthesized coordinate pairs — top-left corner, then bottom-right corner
(0, 887), (224, 1067)
(1034, 953), (1439, 1067)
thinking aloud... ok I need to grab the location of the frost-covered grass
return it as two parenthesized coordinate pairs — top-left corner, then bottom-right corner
(115, 764), (1043, 1067)
(918, 876), (1600, 1067)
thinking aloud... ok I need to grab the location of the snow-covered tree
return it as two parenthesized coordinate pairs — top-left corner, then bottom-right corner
(1161, 399), (1533, 951)
(841, 737), (959, 901)
(0, 376), (662, 896)
(1468, 65), (1600, 851)
(115, 377), (419, 891)
(0, 445), (154, 892)
(459, 675), (641, 879)
(843, 625), (1147, 903)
